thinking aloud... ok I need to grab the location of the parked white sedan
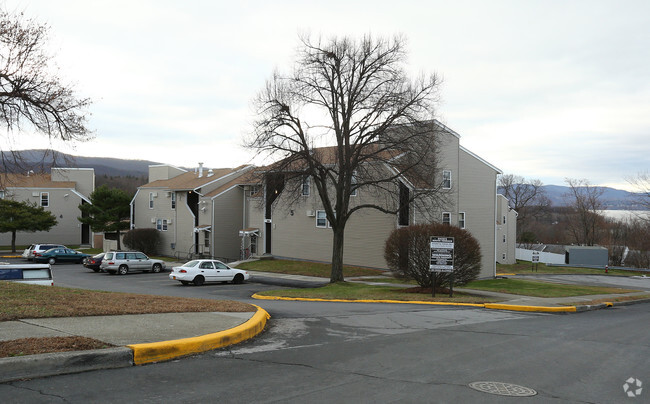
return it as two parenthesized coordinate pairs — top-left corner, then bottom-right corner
(169, 260), (250, 286)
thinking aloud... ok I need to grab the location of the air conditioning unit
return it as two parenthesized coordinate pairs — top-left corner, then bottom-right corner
(32, 192), (39, 197)
(152, 192), (158, 198)
(166, 191), (172, 197)
(167, 219), (173, 224)
(306, 210), (315, 217)
(151, 218), (156, 223)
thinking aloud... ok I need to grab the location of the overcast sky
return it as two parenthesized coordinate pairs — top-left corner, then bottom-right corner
(3, 0), (649, 190)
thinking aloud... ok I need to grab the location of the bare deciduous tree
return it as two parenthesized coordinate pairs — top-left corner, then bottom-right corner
(247, 34), (443, 282)
(0, 10), (92, 178)
(564, 178), (605, 246)
(498, 174), (551, 240)
(628, 171), (650, 215)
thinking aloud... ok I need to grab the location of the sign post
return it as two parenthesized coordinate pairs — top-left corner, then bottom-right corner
(532, 251), (540, 272)
(430, 236), (455, 297)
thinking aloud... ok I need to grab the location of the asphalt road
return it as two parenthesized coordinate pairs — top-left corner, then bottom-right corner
(1, 261), (649, 402)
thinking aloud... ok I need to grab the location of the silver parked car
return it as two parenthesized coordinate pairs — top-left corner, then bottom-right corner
(100, 251), (166, 275)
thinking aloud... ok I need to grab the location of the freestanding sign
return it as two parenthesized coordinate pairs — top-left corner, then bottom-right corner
(430, 236), (454, 272)
(430, 236), (455, 298)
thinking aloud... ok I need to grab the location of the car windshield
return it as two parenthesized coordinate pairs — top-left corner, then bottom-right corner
(93, 253), (104, 258)
(182, 261), (200, 267)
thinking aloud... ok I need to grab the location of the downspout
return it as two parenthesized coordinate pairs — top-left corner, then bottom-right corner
(211, 198), (215, 259)
(493, 175), (499, 278)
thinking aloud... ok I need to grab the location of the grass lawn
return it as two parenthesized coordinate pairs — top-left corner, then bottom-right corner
(235, 259), (386, 278)
(464, 278), (639, 298)
(497, 261), (647, 276)
(256, 281), (497, 304)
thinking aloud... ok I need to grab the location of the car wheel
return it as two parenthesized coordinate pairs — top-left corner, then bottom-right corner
(193, 275), (205, 286)
(180, 281), (190, 286)
(152, 263), (162, 273)
(233, 273), (245, 284)
(118, 265), (129, 275)
(48, 258), (56, 265)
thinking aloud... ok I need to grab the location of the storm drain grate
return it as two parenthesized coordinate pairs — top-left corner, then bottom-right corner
(469, 381), (537, 397)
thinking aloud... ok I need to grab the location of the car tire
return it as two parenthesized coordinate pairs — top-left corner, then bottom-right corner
(118, 265), (129, 275)
(180, 281), (190, 286)
(48, 258), (56, 265)
(233, 273), (244, 284)
(152, 263), (162, 273)
(193, 275), (205, 286)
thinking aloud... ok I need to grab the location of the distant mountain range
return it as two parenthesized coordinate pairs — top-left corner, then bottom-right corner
(1, 149), (161, 177)
(3, 149), (645, 209)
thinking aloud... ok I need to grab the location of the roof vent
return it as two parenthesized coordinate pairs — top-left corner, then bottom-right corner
(207, 169), (214, 177)
(198, 162), (204, 178)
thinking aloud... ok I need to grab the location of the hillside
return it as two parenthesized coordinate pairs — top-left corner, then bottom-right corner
(499, 185), (644, 210)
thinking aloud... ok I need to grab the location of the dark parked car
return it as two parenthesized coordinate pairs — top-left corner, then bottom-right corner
(83, 253), (106, 272)
(33, 248), (91, 265)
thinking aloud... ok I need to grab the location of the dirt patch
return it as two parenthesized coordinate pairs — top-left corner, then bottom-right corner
(0, 336), (114, 358)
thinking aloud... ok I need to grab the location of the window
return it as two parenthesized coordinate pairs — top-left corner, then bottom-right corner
(126, 253), (137, 260)
(301, 176), (310, 196)
(442, 170), (452, 189)
(199, 261), (214, 269)
(204, 231), (209, 247)
(171, 192), (176, 210)
(316, 210), (328, 228)
(162, 219), (168, 231)
(149, 192), (154, 209)
(458, 212), (466, 229)
(442, 212), (451, 225)
(0, 190), (4, 199)
(503, 215), (507, 224)
(249, 185), (259, 197)
(135, 253), (147, 259)
(503, 235), (507, 243)
(156, 219), (162, 231)
(40, 192), (49, 207)
(502, 253), (506, 260)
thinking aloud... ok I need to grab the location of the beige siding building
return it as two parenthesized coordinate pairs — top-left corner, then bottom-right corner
(496, 194), (517, 264)
(131, 163), (254, 260)
(246, 123), (503, 279)
(0, 168), (95, 246)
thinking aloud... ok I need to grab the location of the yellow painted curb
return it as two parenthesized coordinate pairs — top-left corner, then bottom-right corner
(251, 293), (485, 308)
(483, 303), (577, 313)
(127, 305), (270, 365)
(251, 294), (579, 313)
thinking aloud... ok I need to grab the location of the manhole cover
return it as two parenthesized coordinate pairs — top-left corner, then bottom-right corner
(469, 381), (537, 397)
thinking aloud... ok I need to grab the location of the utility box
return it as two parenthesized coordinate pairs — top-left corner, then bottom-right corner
(565, 246), (608, 266)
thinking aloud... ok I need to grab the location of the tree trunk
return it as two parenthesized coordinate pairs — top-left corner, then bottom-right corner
(116, 230), (121, 250)
(11, 231), (16, 253)
(330, 226), (345, 283)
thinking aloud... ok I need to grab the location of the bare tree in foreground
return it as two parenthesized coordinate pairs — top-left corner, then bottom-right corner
(247, 34), (442, 282)
(0, 10), (92, 178)
(499, 174), (551, 240)
(628, 172), (650, 215)
(564, 178), (605, 246)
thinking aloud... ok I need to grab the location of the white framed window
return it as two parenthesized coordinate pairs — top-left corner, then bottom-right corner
(149, 192), (154, 209)
(40, 192), (49, 207)
(162, 219), (168, 231)
(503, 235), (507, 243)
(156, 219), (162, 231)
(204, 231), (209, 247)
(316, 210), (328, 228)
(349, 171), (358, 197)
(171, 192), (176, 210)
(442, 170), (452, 189)
(249, 185), (260, 197)
(458, 212), (466, 229)
(301, 176), (310, 196)
(502, 253), (506, 260)
(442, 212), (451, 225)
(0, 190), (5, 199)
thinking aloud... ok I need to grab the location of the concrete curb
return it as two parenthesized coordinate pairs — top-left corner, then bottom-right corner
(0, 306), (270, 383)
(128, 305), (270, 365)
(0, 347), (133, 383)
(252, 294), (650, 313)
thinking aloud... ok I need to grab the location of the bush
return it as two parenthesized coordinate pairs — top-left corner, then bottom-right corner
(123, 228), (161, 255)
(384, 223), (482, 288)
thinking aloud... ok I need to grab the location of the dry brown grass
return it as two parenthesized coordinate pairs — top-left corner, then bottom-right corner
(0, 282), (255, 321)
(0, 337), (114, 358)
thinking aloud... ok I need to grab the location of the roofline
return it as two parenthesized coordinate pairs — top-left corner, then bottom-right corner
(148, 164), (188, 173)
(193, 165), (255, 194)
(459, 145), (502, 174)
(210, 184), (241, 200)
(51, 167), (95, 172)
(70, 189), (91, 204)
